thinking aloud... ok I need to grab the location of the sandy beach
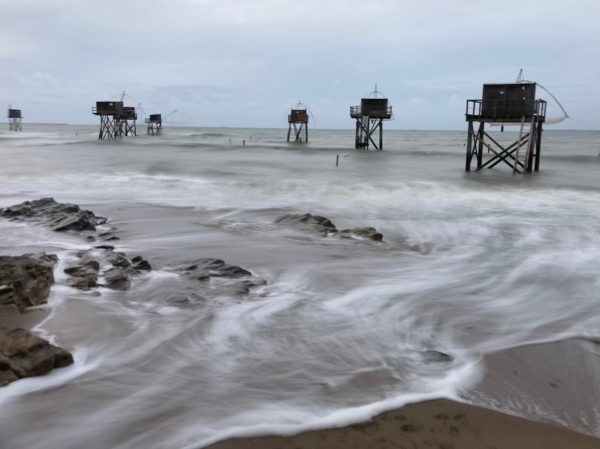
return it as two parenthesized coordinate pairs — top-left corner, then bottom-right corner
(0, 308), (49, 329)
(205, 338), (600, 449)
(205, 398), (600, 449)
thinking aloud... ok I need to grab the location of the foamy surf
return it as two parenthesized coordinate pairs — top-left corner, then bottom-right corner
(0, 125), (599, 448)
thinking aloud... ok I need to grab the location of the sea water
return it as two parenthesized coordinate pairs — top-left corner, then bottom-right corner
(0, 124), (599, 448)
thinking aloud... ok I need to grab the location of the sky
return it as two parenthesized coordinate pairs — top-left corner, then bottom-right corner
(1, 0), (599, 129)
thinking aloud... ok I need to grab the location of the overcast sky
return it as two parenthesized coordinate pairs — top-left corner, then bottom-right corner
(1, 0), (599, 129)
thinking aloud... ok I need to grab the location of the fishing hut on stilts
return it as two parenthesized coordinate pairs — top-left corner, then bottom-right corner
(118, 106), (137, 136)
(146, 114), (162, 135)
(8, 108), (22, 131)
(465, 82), (547, 173)
(350, 86), (392, 150)
(287, 104), (309, 143)
(93, 101), (124, 140)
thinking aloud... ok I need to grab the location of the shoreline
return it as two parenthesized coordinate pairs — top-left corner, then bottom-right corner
(205, 337), (600, 449)
(204, 397), (600, 449)
(2, 200), (599, 448)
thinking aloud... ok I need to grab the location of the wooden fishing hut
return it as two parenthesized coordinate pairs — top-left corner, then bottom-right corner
(465, 83), (547, 173)
(118, 106), (137, 136)
(350, 96), (392, 150)
(92, 101), (124, 140)
(8, 108), (22, 131)
(287, 108), (309, 143)
(146, 114), (162, 135)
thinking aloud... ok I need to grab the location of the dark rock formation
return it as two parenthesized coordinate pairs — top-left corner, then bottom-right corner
(339, 227), (384, 242)
(421, 350), (453, 364)
(64, 256), (100, 291)
(131, 256), (152, 272)
(0, 325), (73, 387)
(166, 258), (266, 304)
(0, 198), (106, 232)
(63, 248), (152, 292)
(106, 251), (131, 269)
(0, 253), (57, 314)
(102, 268), (131, 291)
(275, 213), (337, 236)
(275, 213), (383, 242)
(182, 258), (253, 279)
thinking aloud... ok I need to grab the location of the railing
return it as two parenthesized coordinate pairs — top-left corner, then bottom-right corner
(350, 106), (393, 118)
(92, 107), (122, 116)
(466, 99), (547, 119)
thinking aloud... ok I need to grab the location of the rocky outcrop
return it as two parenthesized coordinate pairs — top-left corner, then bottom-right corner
(0, 253), (58, 314)
(0, 325), (73, 387)
(275, 213), (383, 241)
(0, 198), (106, 232)
(275, 213), (337, 236)
(64, 248), (152, 292)
(165, 258), (266, 305)
(180, 258), (253, 280)
(338, 227), (383, 242)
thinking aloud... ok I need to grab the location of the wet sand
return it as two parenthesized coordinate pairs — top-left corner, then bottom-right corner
(206, 338), (600, 449)
(2, 201), (600, 448)
(205, 397), (600, 449)
(464, 338), (600, 438)
(0, 308), (49, 329)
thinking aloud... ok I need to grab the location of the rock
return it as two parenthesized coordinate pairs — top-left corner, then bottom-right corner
(106, 251), (131, 268)
(181, 258), (252, 279)
(172, 258), (266, 300)
(102, 268), (131, 291)
(339, 227), (384, 242)
(64, 258), (100, 291)
(276, 213), (383, 242)
(0, 198), (106, 232)
(64, 249), (150, 291)
(0, 253), (57, 314)
(98, 232), (120, 241)
(95, 245), (115, 250)
(275, 213), (337, 236)
(64, 259), (100, 276)
(67, 276), (98, 290)
(0, 325), (73, 387)
(131, 256), (152, 272)
(421, 350), (453, 364)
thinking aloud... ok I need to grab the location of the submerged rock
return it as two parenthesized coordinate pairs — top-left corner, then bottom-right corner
(167, 257), (266, 304)
(339, 227), (384, 242)
(180, 258), (254, 280)
(102, 268), (131, 291)
(131, 256), (152, 272)
(275, 213), (383, 242)
(64, 248), (152, 292)
(64, 256), (100, 291)
(275, 213), (337, 236)
(0, 325), (73, 387)
(0, 197), (106, 232)
(0, 253), (57, 314)
(421, 350), (453, 364)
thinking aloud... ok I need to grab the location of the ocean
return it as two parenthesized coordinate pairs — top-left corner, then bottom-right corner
(0, 124), (599, 448)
